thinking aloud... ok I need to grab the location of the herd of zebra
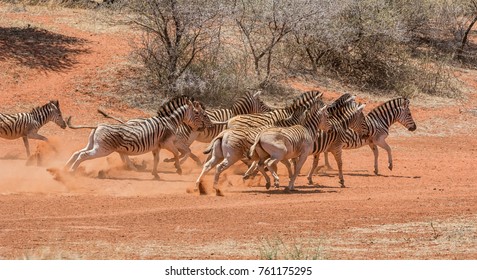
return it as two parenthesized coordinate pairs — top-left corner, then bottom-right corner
(0, 91), (416, 194)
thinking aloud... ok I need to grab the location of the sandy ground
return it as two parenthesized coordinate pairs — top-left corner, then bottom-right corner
(0, 4), (476, 260)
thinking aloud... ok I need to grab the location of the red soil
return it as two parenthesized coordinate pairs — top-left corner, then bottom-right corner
(0, 4), (476, 260)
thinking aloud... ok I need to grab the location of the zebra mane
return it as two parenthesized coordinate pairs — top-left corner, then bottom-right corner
(30, 100), (59, 114)
(327, 93), (354, 114)
(232, 90), (272, 114)
(285, 90), (323, 111)
(157, 95), (193, 118)
(368, 97), (410, 117)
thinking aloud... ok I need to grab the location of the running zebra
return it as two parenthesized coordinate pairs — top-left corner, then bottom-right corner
(246, 97), (367, 190)
(320, 97), (417, 175)
(247, 103), (332, 191)
(0, 100), (66, 157)
(194, 91), (324, 194)
(65, 96), (212, 179)
(163, 90), (272, 165)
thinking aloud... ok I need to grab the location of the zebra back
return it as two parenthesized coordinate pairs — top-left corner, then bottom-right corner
(157, 96), (212, 131)
(226, 90), (323, 129)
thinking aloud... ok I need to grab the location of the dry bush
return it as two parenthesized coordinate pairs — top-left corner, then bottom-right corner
(0, 0), (123, 8)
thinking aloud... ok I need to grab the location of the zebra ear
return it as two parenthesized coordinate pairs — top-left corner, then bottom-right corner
(186, 98), (194, 107)
(253, 90), (262, 98)
(51, 100), (60, 108)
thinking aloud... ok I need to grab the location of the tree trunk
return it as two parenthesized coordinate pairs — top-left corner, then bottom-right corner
(456, 15), (477, 60)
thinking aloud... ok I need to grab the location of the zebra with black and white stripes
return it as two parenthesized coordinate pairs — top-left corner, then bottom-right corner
(320, 97), (417, 175)
(65, 96), (213, 179)
(305, 100), (367, 187)
(163, 90), (272, 165)
(194, 91), (324, 194)
(0, 100), (66, 158)
(247, 102), (332, 191)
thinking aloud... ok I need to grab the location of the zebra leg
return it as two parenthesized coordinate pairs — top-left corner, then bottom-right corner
(369, 143), (380, 175)
(195, 139), (223, 189)
(375, 136), (393, 171)
(70, 147), (112, 172)
(282, 159), (293, 180)
(162, 139), (182, 175)
(256, 162), (271, 189)
(266, 158), (280, 189)
(242, 161), (258, 180)
(323, 152), (334, 170)
(307, 153), (321, 185)
(65, 130), (96, 170)
(151, 149), (161, 179)
(120, 154), (138, 171)
(23, 132), (48, 158)
(186, 152), (203, 166)
(330, 148), (345, 188)
(288, 154), (308, 192)
(22, 136), (31, 158)
(213, 153), (241, 194)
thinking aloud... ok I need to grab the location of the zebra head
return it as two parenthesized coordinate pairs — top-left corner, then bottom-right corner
(305, 103), (331, 132)
(348, 103), (368, 135)
(48, 100), (67, 129)
(397, 98), (417, 132)
(231, 90), (272, 115)
(184, 100), (213, 131)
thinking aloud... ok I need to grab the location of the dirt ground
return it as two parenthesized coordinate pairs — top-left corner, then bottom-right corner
(0, 4), (476, 260)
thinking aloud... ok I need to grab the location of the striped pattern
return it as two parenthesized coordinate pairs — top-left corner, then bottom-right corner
(322, 97), (416, 175)
(194, 91), (324, 194)
(225, 90), (323, 129)
(0, 100), (66, 157)
(247, 103), (331, 191)
(163, 91), (273, 165)
(65, 96), (212, 178)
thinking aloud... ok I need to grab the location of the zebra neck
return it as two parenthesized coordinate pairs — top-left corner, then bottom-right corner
(158, 107), (187, 130)
(30, 106), (50, 127)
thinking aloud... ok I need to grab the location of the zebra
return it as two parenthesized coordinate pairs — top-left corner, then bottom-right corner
(0, 100), (66, 158)
(319, 97), (417, 175)
(224, 90), (323, 130)
(289, 96), (366, 187)
(65, 96), (213, 179)
(163, 90), (273, 165)
(245, 97), (367, 190)
(247, 103), (332, 192)
(194, 91), (324, 194)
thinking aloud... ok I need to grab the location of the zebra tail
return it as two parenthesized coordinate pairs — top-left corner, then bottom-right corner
(203, 130), (226, 154)
(97, 109), (125, 124)
(248, 132), (261, 159)
(65, 116), (97, 130)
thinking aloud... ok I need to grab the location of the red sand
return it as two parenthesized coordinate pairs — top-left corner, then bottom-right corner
(0, 4), (476, 259)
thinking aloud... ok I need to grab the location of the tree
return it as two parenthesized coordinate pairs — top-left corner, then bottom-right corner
(129, 0), (220, 93)
(456, 0), (477, 59)
(232, 0), (312, 87)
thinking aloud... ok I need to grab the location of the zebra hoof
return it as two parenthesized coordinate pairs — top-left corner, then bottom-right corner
(284, 187), (291, 193)
(374, 170), (379, 176)
(339, 181), (346, 188)
(388, 164), (393, 171)
(153, 174), (160, 180)
(176, 169), (182, 175)
(163, 158), (173, 163)
(307, 178), (313, 185)
(265, 182), (271, 190)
